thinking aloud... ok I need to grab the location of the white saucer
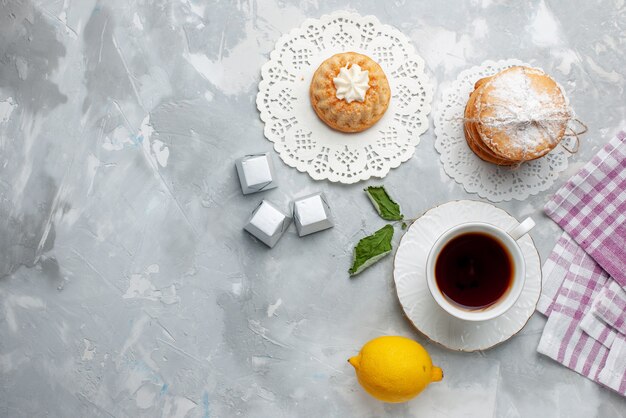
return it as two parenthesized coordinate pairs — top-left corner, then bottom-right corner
(393, 200), (541, 352)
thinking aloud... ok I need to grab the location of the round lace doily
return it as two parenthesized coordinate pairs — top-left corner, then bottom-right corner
(257, 11), (433, 184)
(434, 59), (576, 202)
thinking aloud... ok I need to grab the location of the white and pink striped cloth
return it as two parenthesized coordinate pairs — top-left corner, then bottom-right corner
(537, 131), (626, 396)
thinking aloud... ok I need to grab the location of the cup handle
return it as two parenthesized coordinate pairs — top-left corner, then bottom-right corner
(507, 217), (535, 241)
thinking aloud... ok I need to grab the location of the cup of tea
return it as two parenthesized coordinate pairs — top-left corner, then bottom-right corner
(426, 218), (535, 322)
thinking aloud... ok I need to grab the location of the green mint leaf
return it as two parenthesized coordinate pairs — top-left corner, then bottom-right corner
(364, 186), (403, 221)
(349, 224), (394, 276)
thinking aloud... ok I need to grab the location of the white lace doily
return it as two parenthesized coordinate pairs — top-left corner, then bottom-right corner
(434, 59), (576, 202)
(257, 11), (433, 184)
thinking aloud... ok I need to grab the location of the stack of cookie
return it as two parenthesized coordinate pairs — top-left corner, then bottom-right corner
(463, 66), (572, 166)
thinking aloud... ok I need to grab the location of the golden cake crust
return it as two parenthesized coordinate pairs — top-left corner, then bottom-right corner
(310, 52), (391, 133)
(464, 66), (571, 165)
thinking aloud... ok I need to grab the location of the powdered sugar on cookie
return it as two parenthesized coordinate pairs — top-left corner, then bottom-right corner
(476, 66), (571, 161)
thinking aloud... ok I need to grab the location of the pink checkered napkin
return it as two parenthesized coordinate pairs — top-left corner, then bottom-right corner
(537, 235), (610, 376)
(536, 233), (583, 316)
(540, 235), (618, 348)
(578, 278), (626, 351)
(578, 274), (626, 350)
(544, 131), (626, 287)
(536, 237), (624, 393)
(538, 132), (626, 396)
(579, 310), (617, 349)
(599, 335), (626, 395)
(592, 279), (626, 334)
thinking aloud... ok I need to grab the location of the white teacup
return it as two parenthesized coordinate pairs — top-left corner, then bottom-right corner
(426, 218), (535, 322)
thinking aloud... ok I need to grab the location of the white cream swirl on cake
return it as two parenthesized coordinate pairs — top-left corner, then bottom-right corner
(333, 64), (370, 103)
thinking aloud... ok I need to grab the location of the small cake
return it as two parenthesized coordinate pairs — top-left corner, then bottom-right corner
(310, 52), (391, 133)
(464, 66), (571, 165)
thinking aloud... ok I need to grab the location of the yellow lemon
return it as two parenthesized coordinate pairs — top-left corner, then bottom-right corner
(348, 336), (443, 403)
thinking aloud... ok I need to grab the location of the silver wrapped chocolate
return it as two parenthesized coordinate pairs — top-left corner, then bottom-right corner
(235, 152), (277, 194)
(292, 192), (333, 237)
(244, 200), (291, 248)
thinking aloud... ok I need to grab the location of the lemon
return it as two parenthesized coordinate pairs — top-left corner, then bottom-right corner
(348, 336), (443, 403)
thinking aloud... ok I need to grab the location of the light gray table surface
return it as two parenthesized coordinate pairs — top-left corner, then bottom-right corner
(1, 0), (625, 417)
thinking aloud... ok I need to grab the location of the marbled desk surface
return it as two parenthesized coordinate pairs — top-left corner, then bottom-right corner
(1, 0), (625, 417)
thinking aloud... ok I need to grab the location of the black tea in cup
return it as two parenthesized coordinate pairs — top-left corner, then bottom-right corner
(435, 232), (513, 310)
